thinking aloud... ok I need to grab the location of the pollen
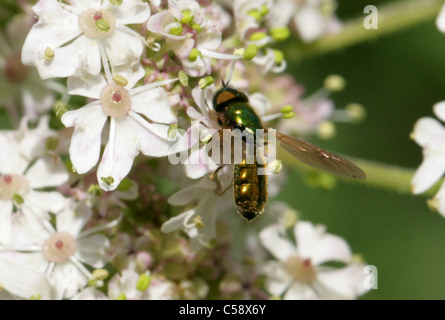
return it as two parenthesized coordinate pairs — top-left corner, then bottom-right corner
(100, 83), (131, 119)
(42, 232), (77, 264)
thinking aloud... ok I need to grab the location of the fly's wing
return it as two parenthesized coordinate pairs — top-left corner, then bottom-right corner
(275, 132), (366, 180)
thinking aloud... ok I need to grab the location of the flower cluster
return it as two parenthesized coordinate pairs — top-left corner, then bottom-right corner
(411, 8), (445, 216)
(0, 0), (370, 300)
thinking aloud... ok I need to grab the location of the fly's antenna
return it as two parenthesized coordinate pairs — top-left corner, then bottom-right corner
(222, 60), (237, 89)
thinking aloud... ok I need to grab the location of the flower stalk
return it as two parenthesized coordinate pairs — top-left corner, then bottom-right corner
(279, 149), (439, 197)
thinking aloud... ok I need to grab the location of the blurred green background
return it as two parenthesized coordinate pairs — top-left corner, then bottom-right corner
(277, 0), (445, 299)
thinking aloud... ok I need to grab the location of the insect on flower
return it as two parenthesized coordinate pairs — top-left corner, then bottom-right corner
(209, 85), (366, 222)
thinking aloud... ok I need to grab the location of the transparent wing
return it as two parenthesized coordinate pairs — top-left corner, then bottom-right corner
(275, 132), (366, 180)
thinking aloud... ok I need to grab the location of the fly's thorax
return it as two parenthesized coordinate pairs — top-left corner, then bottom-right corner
(213, 87), (249, 112)
(222, 103), (263, 133)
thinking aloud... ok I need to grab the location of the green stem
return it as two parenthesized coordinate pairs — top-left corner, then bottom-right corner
(284, 0), (443, 62)
(280, 151), (439, 197)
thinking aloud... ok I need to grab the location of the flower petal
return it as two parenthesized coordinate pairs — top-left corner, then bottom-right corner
(412, 154), (445, 194)
(249, 92), (271, 117)
(56, 201), (92, 236)
(24, 190), (66, 217)
(61, 103), (106, 174)
(0, 200), (13, 246)
(283, 282), (317, 300)
(433, 101), (445, 122)
(96, 115), (183, 191)
(167, 36), (195, 60)
(105, 0), (151, 25)
(411, 117), (445, 148)
(97, 118), (138, 191)
(10, 213), (47, 249)
(22, 0), (81, 66)
(259, 224), (297, 261)
(52, 262), (88, 299)
(0, 257), (52, 300)
(34, 35), (101, 79)
(19, 116), (55, 162)
(295, 221), (352, 265)
(311, 234), (352, 265)
(184, 147), (218, 179)
(168, 178), (215, 206)
(108, 269), (139, 299)
(113, 61), (146, 90)
(430, 179), (445, 217)
(25, 155), (69, 189)
(0, 134), (28, 174)
(75, 234), (110, 268)
(103, 29), (144, 67)
(293, 5), (325, 42)
(72, 287), (109, 300)
(67, 73), (107, 100)
(161, 209), (194, 233)
(262, 261), (293, 297)
(128, 113), (182, 156)
(130, 87), (176, 124)
(147, 12), (187, 41)
(436, 3), (445, 33)
(316, 264), (369, 299)
(196, 26), (222, 51)
(69, 0), (101, 11)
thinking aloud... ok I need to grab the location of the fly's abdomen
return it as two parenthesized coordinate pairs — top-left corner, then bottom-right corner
(233, 160), (267, 221)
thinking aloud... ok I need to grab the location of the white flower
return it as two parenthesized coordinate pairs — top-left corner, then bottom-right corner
(278, 98), (334, 136)
(71, 287), (108, 300)
(0, 257), (53, 300)
(233, 0), (273, 44)
(0, 13), (56, 121)
(0, 119), (68, 246)
(21, 0), (151, 79)
(436, 3), (445, 33)
(251, 48), (287, 74)
(61, 64), (181, 191)
(268, 0), (341, 43)
(0, 200), (115, 299)
(259, 221), (368, 299)
(183, 85), (220, 179)
(147, 0), (241, 76)
(147, 0), (208, 60)
(161, 170), (232, 250)
(108, 269), (176, 300)
(411, 102), (445, 215)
